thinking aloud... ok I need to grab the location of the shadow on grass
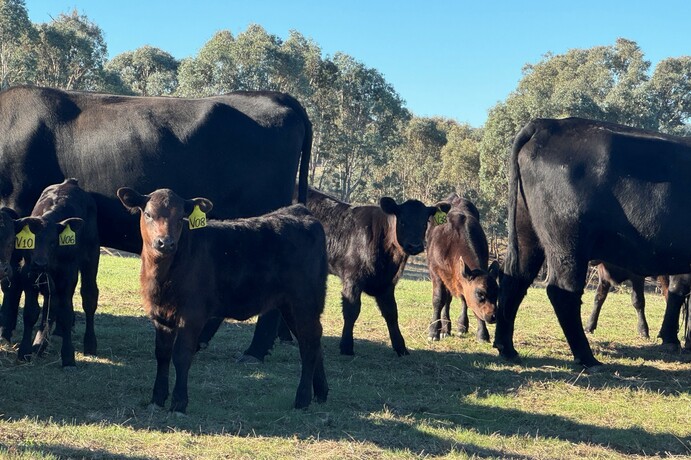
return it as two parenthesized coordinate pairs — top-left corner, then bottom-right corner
(0, 309), (689, 457)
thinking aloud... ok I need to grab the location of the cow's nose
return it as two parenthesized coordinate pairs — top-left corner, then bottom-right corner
(486, 313), (497, 324)
(153, 236), (176, 253)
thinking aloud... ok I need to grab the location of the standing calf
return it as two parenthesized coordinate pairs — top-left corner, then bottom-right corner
(426, 194), (499, 342)
(118, 187), (328, 413)
(307, 187), (450, 356)
(0, 179), (99, 367)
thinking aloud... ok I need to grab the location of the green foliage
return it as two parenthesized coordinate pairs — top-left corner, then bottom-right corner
(32, 10), (108, 90)
(105, 45), (178, 96)
(0, 0), (35, 88)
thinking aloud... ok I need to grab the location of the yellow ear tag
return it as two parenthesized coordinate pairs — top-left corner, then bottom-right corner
(59, 224), (76, 246)
(16, 225), (35, 249)
(188, 205), (207, 230)
(434, 210), (448, 226)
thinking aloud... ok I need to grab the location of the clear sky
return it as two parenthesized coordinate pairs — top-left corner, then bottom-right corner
(23, 0), (691, 127)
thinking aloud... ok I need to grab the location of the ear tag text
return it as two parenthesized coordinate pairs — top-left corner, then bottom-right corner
(433, 210), (448, 226)
(59, 224), (76, 246)
(16, 225), (35, 249)
(189, 205), (207, 230)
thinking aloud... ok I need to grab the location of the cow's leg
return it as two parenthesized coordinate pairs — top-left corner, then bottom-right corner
(494, 205), (545, 362)
(584, 278), (611, 334)
(0, 274), (22, 343)
(277, 315), (294, 342)
(475, 316), (490, 343)
(340, 284), (363, 356)
(18, 288), (41, 361)
(545, 254), (602, 369)
(375, 285), (408, 356)
(240, 309), (281, 362)
(282, 306), (328, 408)
(440, 289), (452, 338)
(80, 250), (100, 355)
(657, 277), (688, 350)
(53, 272), (78, 367)
(197, 316), (223, 351)
(151, 325), (175, 408)
(170, 321), (203, 414)
(629, 277), (649, 338)
(429, 276), (450, 341)
(457, 295), (469, 335)
(683, 297), (691, 350)
(32, 293), (52, 356)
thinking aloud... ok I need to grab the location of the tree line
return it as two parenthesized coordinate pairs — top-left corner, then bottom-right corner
(2, 0), (690, 239)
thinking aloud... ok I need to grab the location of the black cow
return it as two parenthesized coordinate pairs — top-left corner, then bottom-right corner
(497, 117), (691, 369)
(0, 179), (99, 367)
(0, 85), (312, 359)
(118, 187), (328, 413)
(426, 194), (499, 342)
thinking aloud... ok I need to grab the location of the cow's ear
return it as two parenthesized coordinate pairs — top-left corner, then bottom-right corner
(58, 217), (84, 235)
(488, 260), (501, 281)
(0, 207), (19, 220)
(184, 197), (213, 215)
(460, 256), (474, 280)
(380, 197), (399, 215)
(117, 187), (149, 212)
(15, 216), (44, 235)
(429, 201), (451, 216)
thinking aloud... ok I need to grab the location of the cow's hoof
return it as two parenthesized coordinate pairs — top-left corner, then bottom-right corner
(236, 354), (262, 364)
(476, 337), (491, 344)
(428, 336), (440, 342)
(659, 342), (681, 353)
(584, 364), (604, 374)
(170, 410), (187, 418)
(147, 403), (165, 412)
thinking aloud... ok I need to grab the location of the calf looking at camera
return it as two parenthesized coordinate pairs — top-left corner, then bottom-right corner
(117, 187), (328, 413)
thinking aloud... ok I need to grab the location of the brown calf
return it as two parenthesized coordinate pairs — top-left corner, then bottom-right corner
(426, 196), (499, 342)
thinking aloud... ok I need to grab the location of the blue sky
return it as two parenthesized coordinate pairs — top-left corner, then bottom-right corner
(24, 1), (691, 127)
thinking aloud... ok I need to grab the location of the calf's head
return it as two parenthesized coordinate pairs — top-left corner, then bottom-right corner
(459, 258), (500, 324)
(14, 215), (84, 273)
(117, 188), (213, 256)
(380, 197), (451, 255)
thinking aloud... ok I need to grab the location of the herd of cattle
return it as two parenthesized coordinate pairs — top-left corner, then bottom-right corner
(0, 86), (688, 414)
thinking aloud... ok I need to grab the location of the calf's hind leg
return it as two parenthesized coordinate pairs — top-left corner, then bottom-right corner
(281, 306), (328, 408)
(340, 283), (362, 356)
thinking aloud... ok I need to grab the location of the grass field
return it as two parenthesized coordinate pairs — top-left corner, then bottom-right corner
(0, 255), (689, 459)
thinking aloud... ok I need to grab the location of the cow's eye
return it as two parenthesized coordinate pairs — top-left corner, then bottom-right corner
(143, 211), (152, 221)
(476, 291), (486, 303)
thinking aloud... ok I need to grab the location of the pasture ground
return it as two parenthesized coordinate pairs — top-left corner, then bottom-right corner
(0, 255), (689, 459)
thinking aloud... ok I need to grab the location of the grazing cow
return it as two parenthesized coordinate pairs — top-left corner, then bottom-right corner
(426, 194), (499, 342)
(584, 262), (652, 338)
(658, 274), (691, 350)
(117, 187), (328, 413)
(497, 117), (691, 369)
(0, 85), (312, 359)
(0, 179), (99, 367)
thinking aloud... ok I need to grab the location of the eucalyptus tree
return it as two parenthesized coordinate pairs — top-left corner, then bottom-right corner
(0, 0), (35, 88)
(105, 45), (179, 96)
(32, 10), (108, 90)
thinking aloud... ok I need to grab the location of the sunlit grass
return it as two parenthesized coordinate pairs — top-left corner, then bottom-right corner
(0, 255), (689, 459)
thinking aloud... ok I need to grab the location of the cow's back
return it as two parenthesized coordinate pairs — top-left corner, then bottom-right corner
(0, 86), (310, 253)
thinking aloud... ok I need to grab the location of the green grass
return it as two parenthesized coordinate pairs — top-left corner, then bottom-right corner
(0, 255), (689, 459)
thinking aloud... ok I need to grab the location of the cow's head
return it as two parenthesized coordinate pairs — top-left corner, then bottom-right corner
(117, 187), (213, 257)
(14, 215), (84, 274)
(0, 207), (19, 280)
(458, 258), (500, 324)
(380, 197), (451, 255)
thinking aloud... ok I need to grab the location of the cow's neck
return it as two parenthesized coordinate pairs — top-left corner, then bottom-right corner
(140, 248), (178, 313)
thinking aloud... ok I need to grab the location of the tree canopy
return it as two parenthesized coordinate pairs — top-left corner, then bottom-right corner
(2, 2), (690, 233)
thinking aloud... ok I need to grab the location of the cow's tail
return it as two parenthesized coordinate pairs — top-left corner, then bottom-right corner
(297, 115), (313, 205)
(505, 120), (538, 276)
